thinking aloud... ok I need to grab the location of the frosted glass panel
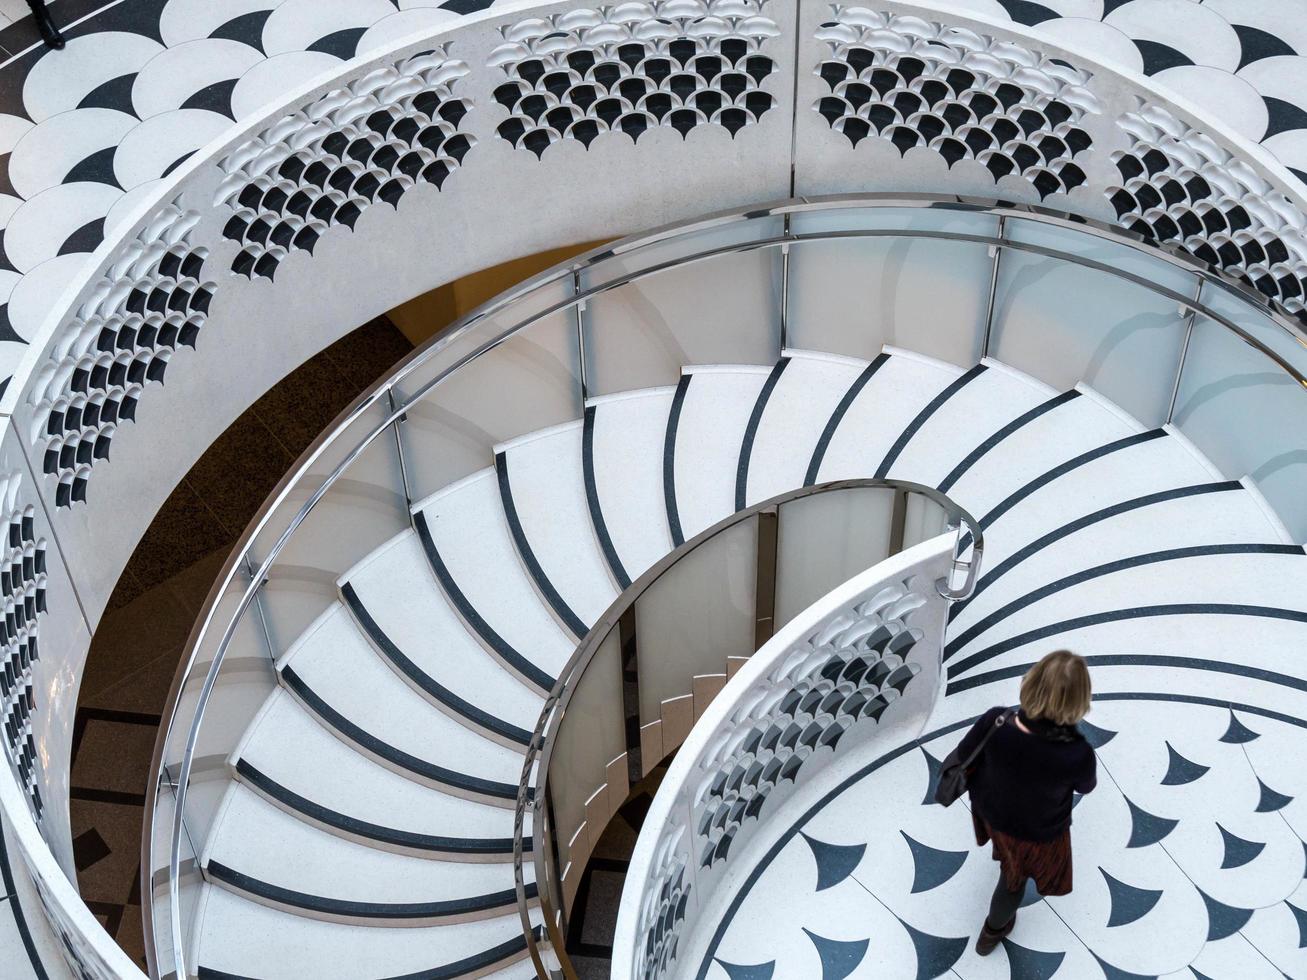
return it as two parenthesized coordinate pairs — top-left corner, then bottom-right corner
(397, 310), (582, 498)
(635, 517), (758, 721)
(774, 487), (895, 629)
(787, 207), (996, 366)
(1004, 218), (1195, 293)
(1198, 279), (1307, 381)
(583, 249), (783, 395)
(902, 492), (951, 549)
(550, 627), (625, 856)
(584, 214), (784, 290)
(1172, 317), (1307, 541)
(989, 241), (1192, 426)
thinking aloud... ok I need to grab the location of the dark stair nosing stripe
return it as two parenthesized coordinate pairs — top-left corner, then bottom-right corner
(198, 929), (540, 980)
(0, 818), (48, 980)
(234, 759), (526, 856)
(341, 583), (532, 747)
(948, 653), (1307, 698)
(937, 388), (1080, 493)
(977, 427), (1167, 531)
(874, 362), (987, 479)
(207, 860), (538, 921)
(734, 357), (790, 511)
(280, 667), (521, 802)
(664, 374), (692, 547)
(494, 451), (590, 640)
(583, 405), (631, 589)
(948, 603), (1307, 678)
(948, 480), (1243, 620)
(804, 351), (890, 486)
(413, 510), (557, 694)
(385, 929), (539, 980)
(944, 542), (1307, 659)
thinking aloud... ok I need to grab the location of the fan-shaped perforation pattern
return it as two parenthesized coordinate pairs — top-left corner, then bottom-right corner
(636, 576), (928, 979)
(0, 472), (47, 825)
(217, 48), (474, 281)
(26, 207), (213, 508)
(813, 9), (1100, 200)
(488, 0), (780, 157)
(1108, 105), (1307, 319)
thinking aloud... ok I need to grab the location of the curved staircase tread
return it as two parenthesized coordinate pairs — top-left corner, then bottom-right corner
(343, 531), (543, 741)
(414, 468), (574, 682)
(669, 365), (773, 542)
(194, 885), (537, 980)
(808, 350), (969, 487)
(741, 349), (870, 507)
(880, 359), (1058, 486)
(235, 690), (521, 841)
(497, 421), (619, 631)
(587, 386), (676, 584)
(203, 784), (526, 908)
(277, 605), (524, 783)
(947, 547), (1307, 659)
(947, 482), (1284, 635)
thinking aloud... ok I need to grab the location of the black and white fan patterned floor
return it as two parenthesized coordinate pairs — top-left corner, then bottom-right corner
(3, 0), (1307, 396)
(703, 698), (1307, 980)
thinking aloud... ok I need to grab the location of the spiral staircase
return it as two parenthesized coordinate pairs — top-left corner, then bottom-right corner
(0, 0), (1306, 978)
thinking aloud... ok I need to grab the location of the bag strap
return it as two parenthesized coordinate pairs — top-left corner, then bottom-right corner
(959, 708), (1016, 769)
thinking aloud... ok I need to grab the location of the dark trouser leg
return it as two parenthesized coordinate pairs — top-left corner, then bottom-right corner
(985, 875), (1025, 930)
(25, 0), (65, 50)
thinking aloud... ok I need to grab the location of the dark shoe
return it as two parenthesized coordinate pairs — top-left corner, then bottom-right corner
(975, 913), (1016, 956)
(34, 11), (64, 49)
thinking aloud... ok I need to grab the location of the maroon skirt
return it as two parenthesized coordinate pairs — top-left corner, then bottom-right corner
(972, 810), (1073, 896)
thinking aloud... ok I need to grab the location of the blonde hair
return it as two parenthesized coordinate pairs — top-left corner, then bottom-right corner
(1019, 650), (1091, 726)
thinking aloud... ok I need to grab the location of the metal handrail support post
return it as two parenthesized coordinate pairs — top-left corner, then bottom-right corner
(980, 214), (1006, 359)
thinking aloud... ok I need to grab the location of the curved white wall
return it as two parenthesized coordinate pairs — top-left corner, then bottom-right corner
(1, 0), (1306, 973)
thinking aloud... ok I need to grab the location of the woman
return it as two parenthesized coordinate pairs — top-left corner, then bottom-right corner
(956, 649), (1097, 955)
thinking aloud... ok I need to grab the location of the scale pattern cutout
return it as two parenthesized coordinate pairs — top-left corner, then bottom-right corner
(27, 208), (212, 508)
(637, 577), (928, 980)
(0, 472), (46, 824)
(814, 9), (1099, 199)
(1109, 105), (1307, 319)
(488, 0), (780, 156)
(218, 48), (474, 281)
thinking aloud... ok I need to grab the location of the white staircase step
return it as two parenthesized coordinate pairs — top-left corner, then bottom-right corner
(279, 605), (524, 801)
(414, 468), (575, 687)
(949, 548), (1307, 661)
(194, 885), (536, 980)
(948, 483), (1289, 640)
(235, 689), (523, 847)
(586, 386), (676, 585)
(810, 348), (965, 485)
(941, 383), (1142, 519)
(881, 358), (1057, 487)
(343, 530), (543, 745)
(204, 785), (528, 917)
(742, 349), (871, 506)
(670, 365), (773, 541)
(497, 421), (619, 632)
(976, 431), (1229, 570)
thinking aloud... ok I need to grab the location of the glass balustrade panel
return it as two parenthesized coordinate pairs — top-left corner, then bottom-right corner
(1172, 315), (1307, 541)
(633, 517), (758, 733)
(396, 308), (583, 500)
(990, 219), (1197, 426)
(787, 206), (997, 367)
(582, 248), (783, 396)
(1197, 279), (1307, 380)
(547, 626), (625, 915)
(901, 491), (952, 550)
(773, 487), (896, 630)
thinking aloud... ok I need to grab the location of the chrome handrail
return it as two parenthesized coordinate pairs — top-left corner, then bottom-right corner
(146, 194), (1307, 980)
(511, 478), (981, 975)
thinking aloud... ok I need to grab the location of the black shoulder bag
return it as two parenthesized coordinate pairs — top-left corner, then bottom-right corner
(934, 708), (1016, 807)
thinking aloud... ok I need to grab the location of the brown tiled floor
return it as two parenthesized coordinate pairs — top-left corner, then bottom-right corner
(69, 317), (415, 968)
